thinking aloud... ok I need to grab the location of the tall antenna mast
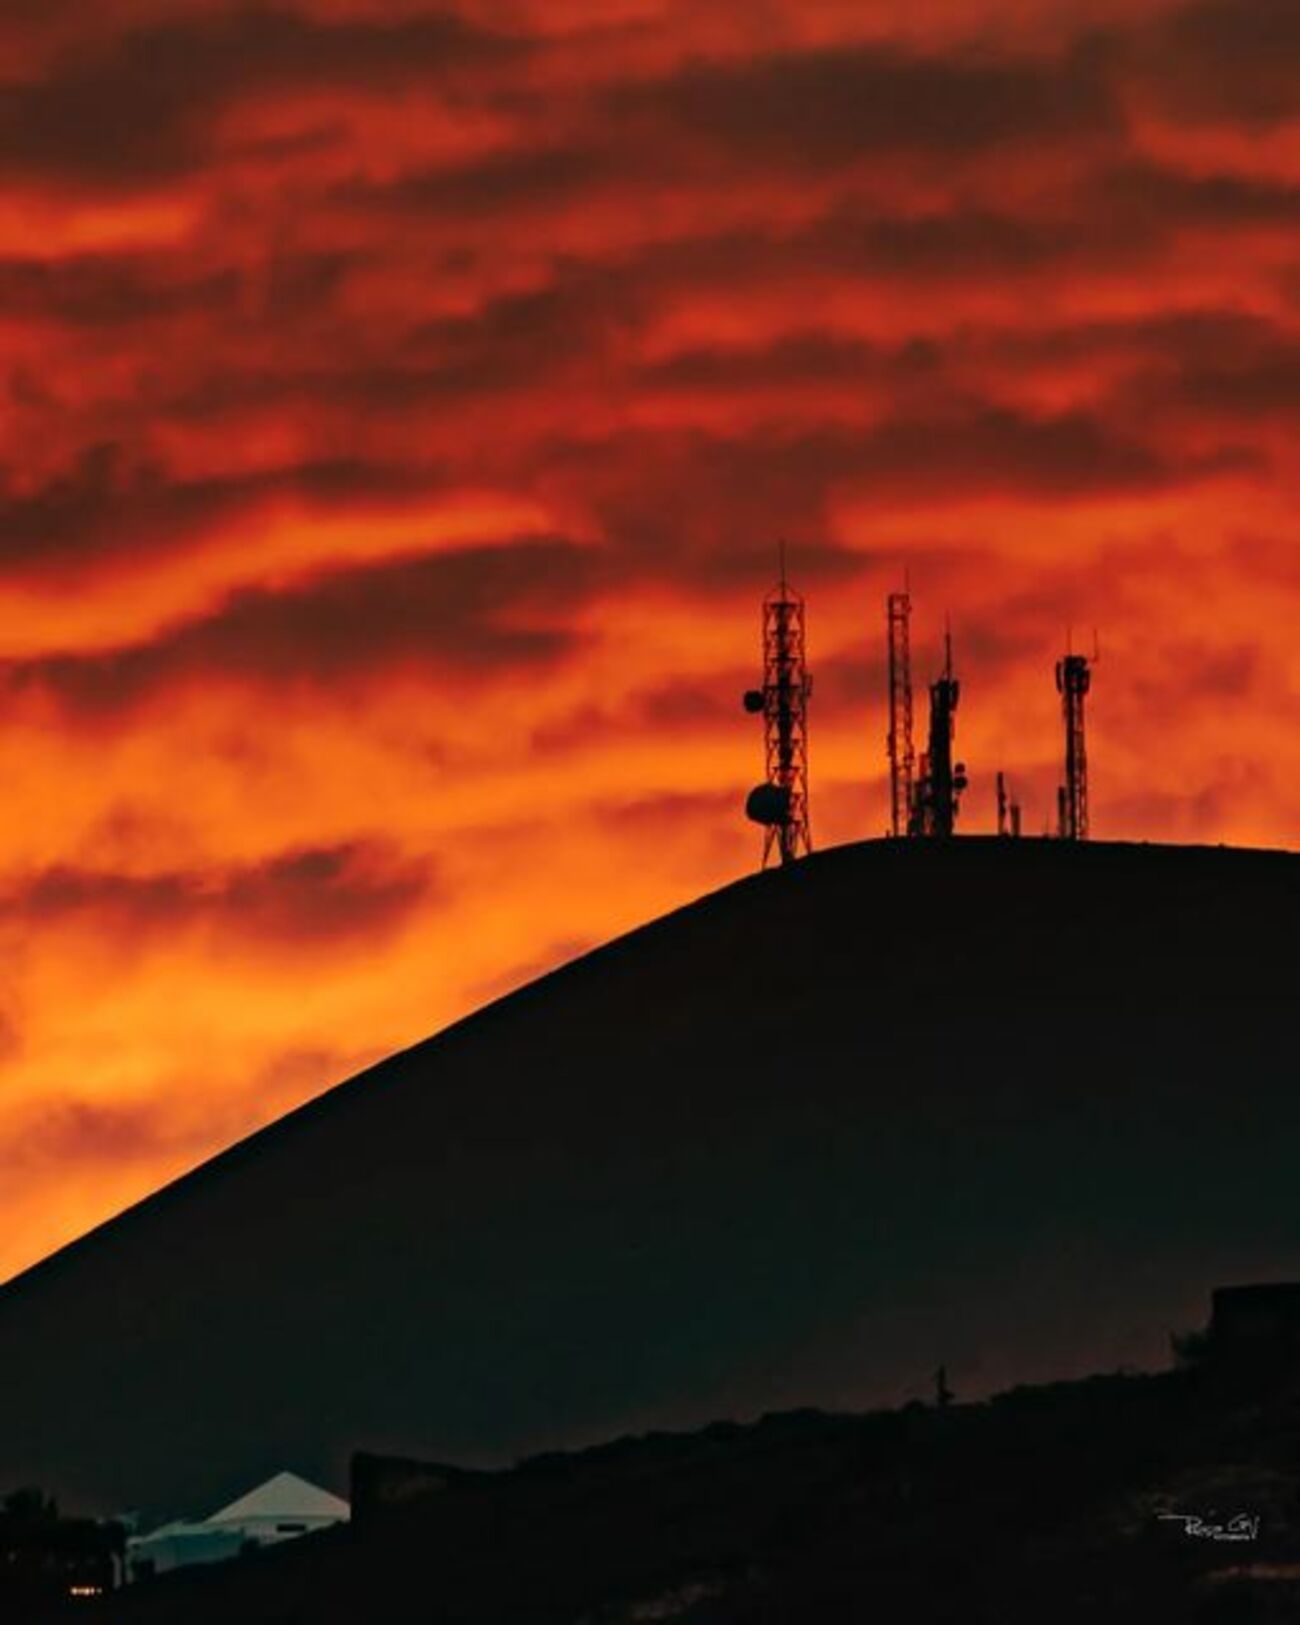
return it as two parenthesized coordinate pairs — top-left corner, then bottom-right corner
(1055, 649), (1093, 840)
(743, 544), (813, 868)
(886, 586), (914, 838)
(912, 622), (966, 838)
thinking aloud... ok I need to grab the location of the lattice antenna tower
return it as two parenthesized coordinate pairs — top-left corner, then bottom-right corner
(1055, 640), (1093, 841)
(886, 586), (915, 838)
(742, 543), (813, 868)
(921, 624), (967, 838)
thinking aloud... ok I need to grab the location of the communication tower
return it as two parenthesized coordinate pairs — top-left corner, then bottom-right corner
(743, 549), (813, 868)
(886, 589), (914, 838)
(1055, 650), (1092, 840)
(910, 629), (967, 837)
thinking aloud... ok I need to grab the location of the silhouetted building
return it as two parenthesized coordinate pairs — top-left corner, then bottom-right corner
(0, 1490), (123, 1609)
(127, 1471), (348, 1582)
(1209, 1283), (1300, 1374)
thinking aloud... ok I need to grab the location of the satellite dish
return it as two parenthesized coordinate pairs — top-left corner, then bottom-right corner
(745, 783), (791, 826)
(742, 689), (765, 714)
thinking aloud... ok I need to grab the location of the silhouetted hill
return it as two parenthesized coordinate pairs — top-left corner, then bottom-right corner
(51, 1362), (1300, 1624)
(2, 838), (1299, 1515)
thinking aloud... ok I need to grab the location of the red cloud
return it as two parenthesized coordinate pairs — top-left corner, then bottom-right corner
(2, 0), (1300, 1279)
(4, 840), (437, 949)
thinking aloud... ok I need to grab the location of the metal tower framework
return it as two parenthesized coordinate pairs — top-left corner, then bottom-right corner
(886, 590), (914, 838)
(743, 557), (812, 869)
(910, 631), (966, 838)
(1055, 652), (1092, 840)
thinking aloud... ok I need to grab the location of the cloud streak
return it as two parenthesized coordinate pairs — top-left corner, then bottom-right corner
(3, 840), (437, 948)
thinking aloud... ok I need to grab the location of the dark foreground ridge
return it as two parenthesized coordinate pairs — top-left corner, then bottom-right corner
(47, 1358), (1300, 1624)
(3, 838), (1299, 1514)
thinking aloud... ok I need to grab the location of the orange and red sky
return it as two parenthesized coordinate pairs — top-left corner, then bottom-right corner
(1, 0), (1298, 1279)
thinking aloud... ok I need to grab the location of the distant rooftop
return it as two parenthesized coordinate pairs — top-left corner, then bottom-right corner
(206, 1471), (350, 1527)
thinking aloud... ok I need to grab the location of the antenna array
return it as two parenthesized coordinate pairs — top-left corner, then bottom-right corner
(743, 549), (813, 869)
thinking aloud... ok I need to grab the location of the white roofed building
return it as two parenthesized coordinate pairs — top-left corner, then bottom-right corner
(127, 1471), (349, 1582)
(204, 1470), (350, 1544)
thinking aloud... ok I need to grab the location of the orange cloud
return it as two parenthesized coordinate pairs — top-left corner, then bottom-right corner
(2, 0), (1299, 1281)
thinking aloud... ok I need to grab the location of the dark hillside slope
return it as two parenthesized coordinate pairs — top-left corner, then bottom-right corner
(2, 839), (1298, 1515)
(79, 1371), (1300, 1625)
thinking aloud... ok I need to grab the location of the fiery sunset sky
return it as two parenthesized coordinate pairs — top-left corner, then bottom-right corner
(2, 0), (1298, 1278)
